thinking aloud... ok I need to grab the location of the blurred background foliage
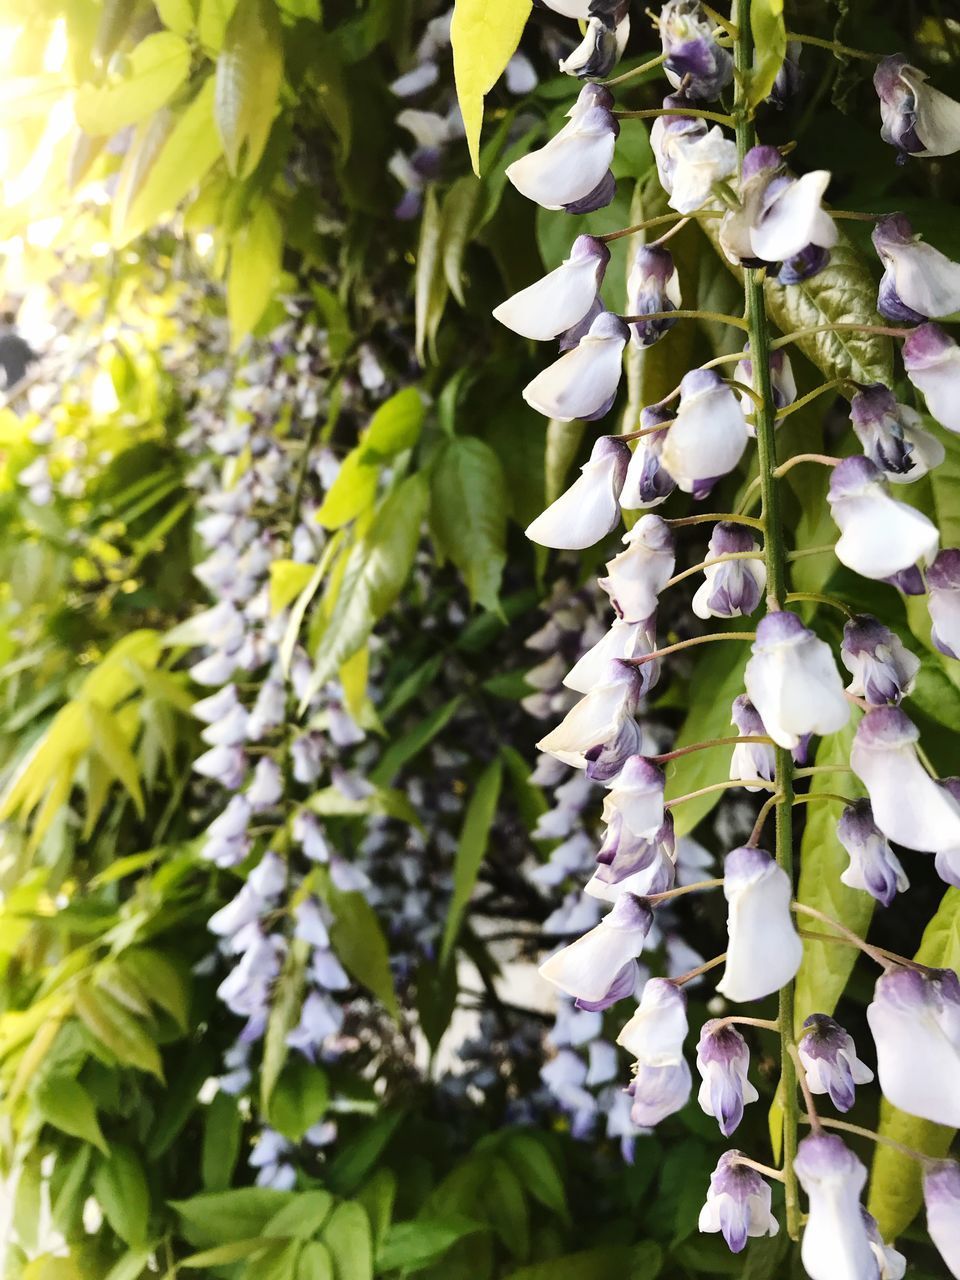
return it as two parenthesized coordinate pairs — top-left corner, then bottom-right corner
(0, 0), (957, 1277)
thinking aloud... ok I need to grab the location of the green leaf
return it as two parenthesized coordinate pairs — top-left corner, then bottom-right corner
(315, 451), (380, 530)
(326, 1111), (404, 1197)
(119, 947), (190, 1030)
(171, 1188), (297, 1248)
(748, 0), (786, 107)
(440, 175), (483, 305)
(369, 695), (463, 788)
(75, 32), (191, 135)
(927, 419), (960, 549)
(868, 887), (960, 1238)
(202, 1092), (243, 1191)
(450, 0), (532, 174)
(357, 1169), (395, 1253)
(268, 1059), (330, 1143)
(480, 1159), (528, 1260)
(35, 1077), (108, 1154)
(261, 941), (308, 1113)
(430, 437), (507, 613)
(544, 420), (585, 506)
(182, 1240), (272, 1269)
(75, 985), (164, 1080)
(327, 882), (399, 1018)
(215, 0), (284, 176)
(415, 185), (448, 364)
(664, 638), (750, 836)
(228, 201), (283, 348)
(440, 757), (503, 966)
(793, 716), (868, 1031)
(360, 388), (425, 461)
(265, 1191), (334, 1240)
(297, 1242), (334, 1280)
(505, 1244), (662, 1280)
(84, 702), (144, 815)
(93, 1144), (150, 1246)
(321, 1201), (373, 1280)
(376, 1217), (483, 1273)
(271, 560), (319, 615)
(114, 76), (224, 246)
(311, 474), (428, 686)
(156, 0), (197, 35)
(500, 1133), (567, 1219)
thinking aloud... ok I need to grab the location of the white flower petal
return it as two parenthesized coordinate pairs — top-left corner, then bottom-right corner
(750, 169), (838, 263)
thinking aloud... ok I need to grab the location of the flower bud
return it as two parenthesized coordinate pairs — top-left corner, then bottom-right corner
(494, 235), (610, 341)
(872, 212), (960, 322)
(698, 1150), (779, 1253)
(651, 93), (738, 214)
(840, 614), (920, 706)
(564, 615), (661, 695)
(927, 549), (960, 659)
(851, 707), (960, 853)
(924, 1160), (960, 1279)
(537, 659), (646, 778)
(794, 1133), (876, 1280)
(620, 406), (677, 509)
(507, 83), (618, 212)
(539, 891), (653, 1005)
(560, 4), (629, 80)
(627, 245), (681, 348)
(618, 977), (692, 1125)
(691, 522), (765, 620)
(526, 434), (630, 549)
(836, 799), (909, 907)
(798, 1013), (874, 1112)
(734, 345), (797, 427)
(849, 384), (945, 483)
(659, 0), (733, 100)
(720, 144), (837, 268)
(728, 694), (775, 791)
(903, 323), (960, 432)
(696, 1021), (758, 1136)
(523, 311), (629, 422)
(744, 610), (849, 750)
(875, 54), (960, 160)
(599, 514), (676, 622)
(868, 965), (960, 1125)
(717, 845), (803, 1002)
(660, 368), (749, 493)
(828, 455), (939, 581)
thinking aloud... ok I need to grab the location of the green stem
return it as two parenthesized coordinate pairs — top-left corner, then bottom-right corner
(625, 630), (756, 666)
(786, 31), (883, 62)
(785, 591), (853, 618)
(649, 734), (773, 763)
(665, 777), (776, 808)
(771, 322), (911, 350)
(776, 379), (851, 420)
(615, 106), (736, 126)
(603, 50), (668, 87)
(664, 512), (764, 531)
(664, 550), (764, 589)
(799, 1116), (940, 1164)
(733, 0), (800, 1238)
(646, 877), (724, 904)
(619, 308), (749, 331)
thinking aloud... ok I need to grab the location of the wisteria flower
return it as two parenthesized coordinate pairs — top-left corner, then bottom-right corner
(523, 311), (629, 421)
(599, 514), (676, 622)
(867, 965), (960, 1126)
(903, 324), (960, 432)
(744, 611), (848, 750)
(927, 549), (960, 659)
(537, 660), (646, 779)
(698, 1151), (779, 1253)
(836, 799), (909, 907)
(526, 435), (630, 549)
(660, 369), (748, 493)
(798, 1013), (874, 1112)
(849, 384), (944, 483)
(720, 144), (837, 268)
(494, 235), (610, 341)
(696, 1021), (758, 1136)
(850, 707), (960, 853)
(626, 245), (681, 348)
(619, 407), (677, 508)
(794, 1133), (876, 1280)
(539, 892), (653, 1006)
(875, 54), (960, 160)
(716, 845), (803, 1002)
(734, 345), (797, 428)
(728, 695), (775, 791)
(601, 755), (666, 838)
(828, 455), (939, 580)
(691, 523), (765, 620)
(872, 212), (960, 322)
(564, 615), (660, 696)
(618, 977), (692, 1125)
(659, 0), (733, 99)
(651, 94), (737, 214)
(840, 614), (920, 706)
(924, 1161), (960, 1279)
(507, 83), (618, 213)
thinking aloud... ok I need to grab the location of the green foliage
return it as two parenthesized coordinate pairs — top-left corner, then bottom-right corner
(451, 0), (533, 173)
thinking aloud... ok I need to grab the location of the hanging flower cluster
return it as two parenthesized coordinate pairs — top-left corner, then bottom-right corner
(494, 0), (960, 1272)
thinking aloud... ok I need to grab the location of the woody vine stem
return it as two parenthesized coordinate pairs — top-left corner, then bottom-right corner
(732, 0), (801, 1238)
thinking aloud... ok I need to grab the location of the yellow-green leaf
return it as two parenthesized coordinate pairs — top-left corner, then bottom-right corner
(215, 0), (284, 176)
(228, 200), (283, 347)
(85, 702), (145, 816)
(75, 32), (191, 135)
(748, 0), (786, 107)
(440, 756), (503, 966)
(451, 0), (532, 175)
(35, 1077), (109, 1155)
(270, 560), (317, 616)
(315, 449), (379, 530)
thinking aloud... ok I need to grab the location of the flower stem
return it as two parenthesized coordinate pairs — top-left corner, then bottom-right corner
(664, 512), (765, 531)
(599, 209), (722, 244)
(646, 877), (724, 904)
(710, 1014), (779, 1032)
(788, 1043), (822, 1133)
(793, 763), (854, 779)
(664, 550), (764, 589)
(615, 106), (736, 126)
(666, 777), (776, 808)
(785, 591), (853, 618)
(671, 952), (727, 985)
(793, 791), (852, 810)
(748, 791), (782, 846)
(733, 0), (800, 1236)
(792, 901), (891, 967)
(771, 322), (911, 350)
(776, 379), (851, 420)
(603, 50), (668, 87)
(650, 734), (773, 763)
(799, 1116), (940, 1164)
(787, 545), (837, 562)
(773, 452), (841, 477)
(731, 1155), (787, 1182)
(625, 630), (756, 666)
(619, 308), (749, 331)
(786, 32), (883, 62)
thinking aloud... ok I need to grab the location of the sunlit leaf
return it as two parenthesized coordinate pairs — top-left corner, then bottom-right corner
(215, 0), (284, 176)
(451, 0), (532, 175)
